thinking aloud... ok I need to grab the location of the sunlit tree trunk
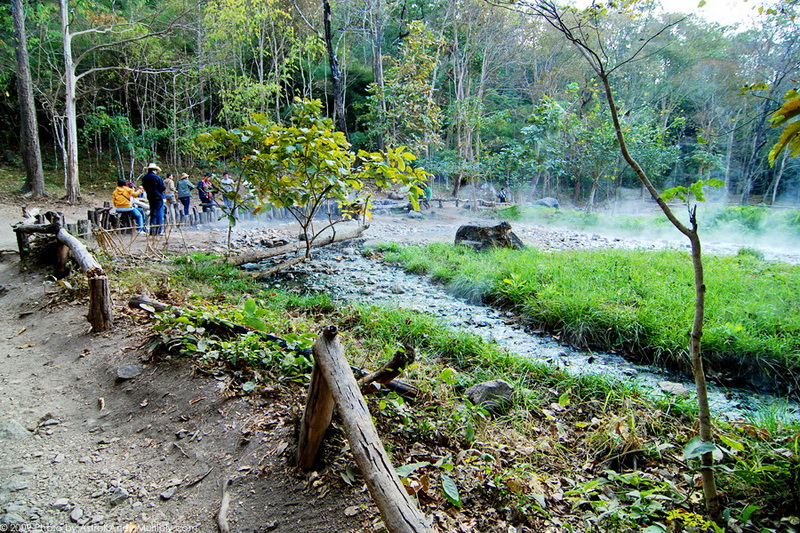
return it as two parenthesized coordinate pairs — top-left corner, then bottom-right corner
(60, 0), (82, 203)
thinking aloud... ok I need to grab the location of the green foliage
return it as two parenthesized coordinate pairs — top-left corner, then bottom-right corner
(769, 89), (800, 165)
(662, 178), (725, 203)
(366, 21), (443, 154)
(197, 98), (430, 254)
(711, 206), (769, 232)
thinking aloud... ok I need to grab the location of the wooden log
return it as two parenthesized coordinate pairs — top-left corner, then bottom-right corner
(56, 227), (112, 332)
(299, 326), (433, 533)
(254, 255), (307, 279)
(87, 275), (113, 332)
(296, 360), (335, 471)
(229, 224), (369, 267)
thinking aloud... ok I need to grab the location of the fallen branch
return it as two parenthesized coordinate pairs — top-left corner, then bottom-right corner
(358, 345), (415, 391)
(253, 255), (308, 279)
(228, 224), (369, 266)
(297, 326), (433, 532)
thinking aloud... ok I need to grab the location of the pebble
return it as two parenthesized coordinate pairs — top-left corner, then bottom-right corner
(108, 487), (130, 506)
(52, 498), (70, 510)
(70, 507), (83, 522)
(52, 454), (65, 463)
(159, 487), (176, 500)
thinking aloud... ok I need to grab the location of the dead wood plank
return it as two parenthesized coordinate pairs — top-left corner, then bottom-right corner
(299, 326), (433, 533)
(228, 224), (369, 267)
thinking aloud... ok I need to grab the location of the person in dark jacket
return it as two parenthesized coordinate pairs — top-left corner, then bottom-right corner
(141, 163), (166, 235)
(197, 173), (215, 212)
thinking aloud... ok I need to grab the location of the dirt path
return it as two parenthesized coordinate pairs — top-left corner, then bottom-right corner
(0, 198), (372, 531)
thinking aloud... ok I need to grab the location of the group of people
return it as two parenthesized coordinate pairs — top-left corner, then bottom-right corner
(112, 164), (232, 235)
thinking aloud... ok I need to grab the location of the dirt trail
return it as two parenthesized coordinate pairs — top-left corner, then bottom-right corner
(0, 198), (371, 532)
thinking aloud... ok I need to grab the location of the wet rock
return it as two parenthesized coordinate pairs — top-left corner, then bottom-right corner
(659, 381), (689, 397)
(455, 222), (524, 251)
(0, 420), (32, 440)
(465, 380), (515, 413)
(390, 285), (406, 294)
(533, 197), (560, 209)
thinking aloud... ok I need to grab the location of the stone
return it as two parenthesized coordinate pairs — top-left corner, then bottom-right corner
(108, 487), (130, 506)
(454, 222), (524, 251)
(0, 513), (25, 525)
(70, 507), (84, 522)
(117, 364), (142, 380)
(533, 197), (560, 209)
(0, 420), (32, 440)
(465, 380), (515, 413)
(159, 487), (176, 500)
(52, 498), (70, 510)
(659, 381), (689, 397)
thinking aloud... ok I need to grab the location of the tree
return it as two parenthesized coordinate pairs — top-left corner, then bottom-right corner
(512, 0), (723, 521)
(198, 98), (430, 260)
(11, 0), (45, 196)
(58, 0), (185, 203)
(369, 21), (443, 156)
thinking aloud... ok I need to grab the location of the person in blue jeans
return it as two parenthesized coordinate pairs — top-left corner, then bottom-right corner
(141, 163), (166, 235)
(177, 173), (195, 216)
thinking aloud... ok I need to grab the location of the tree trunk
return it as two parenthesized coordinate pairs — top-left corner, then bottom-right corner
(60, 0), (81, 203)
(12, 0), (46, 197)
(598, 71), (721, 521)
(323, 0), (347, 136)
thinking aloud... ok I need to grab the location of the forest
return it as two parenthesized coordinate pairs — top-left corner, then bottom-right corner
(1, 0), (799, 207)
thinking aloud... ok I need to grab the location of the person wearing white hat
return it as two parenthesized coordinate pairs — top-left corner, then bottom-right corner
(141, 163), (166, 235)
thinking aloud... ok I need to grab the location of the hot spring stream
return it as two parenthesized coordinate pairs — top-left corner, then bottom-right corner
(253, 243), (799, 423)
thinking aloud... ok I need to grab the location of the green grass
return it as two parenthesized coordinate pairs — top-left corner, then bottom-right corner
(383, 243), (800, 393)
(149, 254), (800, 526)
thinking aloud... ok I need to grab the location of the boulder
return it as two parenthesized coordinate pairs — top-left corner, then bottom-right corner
(533, 197), (560, 209)
(454, 221), (524, 251)
(465, 380), (514, 413)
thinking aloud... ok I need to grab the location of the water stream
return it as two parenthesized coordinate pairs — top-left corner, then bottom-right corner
(252, 241), (800, 423)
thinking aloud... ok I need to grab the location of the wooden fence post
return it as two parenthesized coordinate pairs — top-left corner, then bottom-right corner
(297, 326), (433, 533)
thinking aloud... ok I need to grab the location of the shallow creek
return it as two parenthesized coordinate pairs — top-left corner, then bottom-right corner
(253, 242), (799, 423)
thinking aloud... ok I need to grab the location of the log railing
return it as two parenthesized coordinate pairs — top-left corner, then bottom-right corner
(13, 212), (112, 332)
(297, 326), (433, 533)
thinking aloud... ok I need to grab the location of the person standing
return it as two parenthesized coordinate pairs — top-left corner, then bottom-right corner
(197, 173), (215, 212)
(141, 163), (166, 235)
(219, 172), (234, 209)
(177, 173), (195, 217)
(112, 179), (146, 234)
(163, 172), (177, 221)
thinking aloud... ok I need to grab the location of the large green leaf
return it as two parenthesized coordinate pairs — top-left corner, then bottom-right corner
(440, 473), (462, 508)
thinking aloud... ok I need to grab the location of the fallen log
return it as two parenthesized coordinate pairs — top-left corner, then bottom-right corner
(297, 326), (433, 533)
(228, 224), (369, 267)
